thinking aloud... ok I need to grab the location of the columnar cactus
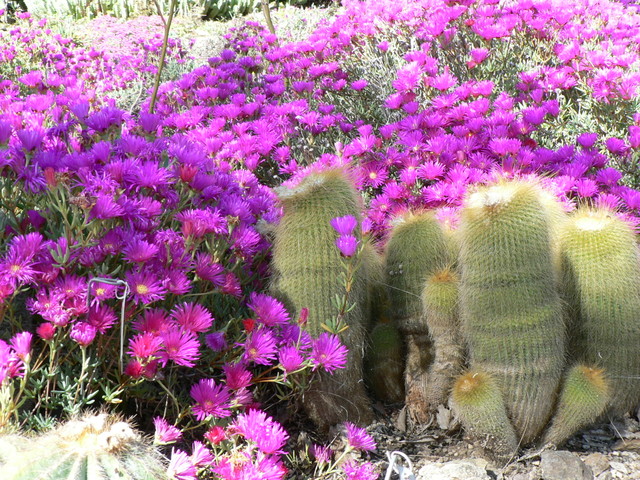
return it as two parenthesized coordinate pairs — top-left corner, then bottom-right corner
(364, 322), (405, 404)
(451, 368), (518, 461)
(271, 168), (373, 428)
(559, 207), (640, 415)
(422, 266), (463, 411)
(543, 364), (610, 446)
(384, 211), (451, 422)
(3, 413), (167, 480)
(457, 180), (565, 444)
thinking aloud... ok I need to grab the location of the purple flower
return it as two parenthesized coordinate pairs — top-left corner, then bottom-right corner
(577, 132), (598, 148)
(205, 332), (227, 352)
(223, 362), (253, 390)
(330, 215), (358, 235)
(344, 422), (376, 451)
(10, 332), (32, 361)
(190, 378), (232, 420)
(190, 441), (214, 468)
(126, 270), (167, 304)
(278, 345), (305, 373)
(247, 292), (290, 327)
(336, 235), (359, 257)
(122, 238), (159, 263)
(128, 332), (163, 359)
(242, 327), (277, 365)
(342, 460), (378, 480)
(311, 333), (348, 373)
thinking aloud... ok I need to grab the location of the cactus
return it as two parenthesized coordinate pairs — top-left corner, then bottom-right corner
(364, 322), (405, 404)
(458, 180), (565, 444)
(384, 211), (451, 422)
(422, 266), (463, 411)
(559, 207), (640, 415)
(271, 168), (373, 429)
(543, 364), (610, 446)
(3, 413), (167, 480)
(451, 368), (518, 462)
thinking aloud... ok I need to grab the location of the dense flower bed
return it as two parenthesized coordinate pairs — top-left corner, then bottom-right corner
(1, 0), (640, 478)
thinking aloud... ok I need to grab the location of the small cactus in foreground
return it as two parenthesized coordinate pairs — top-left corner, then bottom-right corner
(3, 413), (167, 480)
(271, 168), (373, 429)
(458, 179), (565, 444)
(560, 207), (640, 415)
(451, 368), (518, 462)
(543, 364), (610, 446)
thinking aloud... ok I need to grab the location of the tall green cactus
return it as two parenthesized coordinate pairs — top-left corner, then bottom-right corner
(458, 180), (565, 444)
(3, 413), (167, 480)
(559, 207), (640, 415)
(364, 322), (405, 404)
(271, 168), (373, 428)
(384, 211), (451, 422)
(422, 266), (463, 410)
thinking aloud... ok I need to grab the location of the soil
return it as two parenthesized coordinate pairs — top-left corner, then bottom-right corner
(364, 403), (640, 479)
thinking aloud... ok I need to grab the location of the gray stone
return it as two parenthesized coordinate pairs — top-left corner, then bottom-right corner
(540, 451), (594, 480)
(583, 453), (610, 477)
(417, 458), (490, 480)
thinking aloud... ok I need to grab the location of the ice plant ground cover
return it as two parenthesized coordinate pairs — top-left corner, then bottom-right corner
(1, 0), (640, 477)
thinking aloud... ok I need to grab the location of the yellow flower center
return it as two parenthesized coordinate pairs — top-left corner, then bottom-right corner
(136, 284), (149, 295)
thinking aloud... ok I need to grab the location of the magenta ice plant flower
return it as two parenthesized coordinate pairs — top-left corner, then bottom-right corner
(231, 409), (289, 455)
(311, 333), (348, 373)
(167, 448), (197, 480)
(159, 328), (200, 368)
(190, 378), (232, 420)
(153, 417), (183, 445)
(247, 292), (290, 327)
(344, 422), (376, 451)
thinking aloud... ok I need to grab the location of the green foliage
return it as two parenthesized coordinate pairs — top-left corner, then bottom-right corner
(458, 180), (565, 444)
(364, 322), (404, 404)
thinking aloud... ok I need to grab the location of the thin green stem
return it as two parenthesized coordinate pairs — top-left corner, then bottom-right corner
(149, 0), (177, 114)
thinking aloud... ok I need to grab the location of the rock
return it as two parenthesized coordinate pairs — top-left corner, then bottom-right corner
(417, 458), (490, 480)
(540, 451), (593, 480)
(583, 452), (610, 477)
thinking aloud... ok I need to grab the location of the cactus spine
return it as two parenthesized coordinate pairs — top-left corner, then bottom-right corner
(458, 180), (565, 444)
(3, 413), (167, 480)
(559, 208), (640, 414)
(451, 368), (518, 462)
(271, 168), (373, 428)
(384, 211), (451, 422)
(422, 267), (463, 410)
(543, 364), (610, 446)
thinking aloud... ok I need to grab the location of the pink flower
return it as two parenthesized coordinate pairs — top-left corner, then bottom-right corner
(223, 362), (253, 390)
(344, 422), (376, 451)
(128, 332), (163, 359)
(10, 332), (32, 361)
(190, 378), (232, 420)
(69, 322), (97, 347)
(159, 328), (200, 368)
(311, 333), (348, 373)
(153, 417), (183, 445)
(231, 409), (289, 454)
(171, 302), (214, 333)
(167, 448), (197, 480)
(342, 460), (378, 480)
(190, 441), (214, 467)
(204, 425), (226, 445)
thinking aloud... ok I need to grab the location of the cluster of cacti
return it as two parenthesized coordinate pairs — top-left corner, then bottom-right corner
(270, 168), (374, 430)
(373, 177), (640, 458)
(2, 413), (167, 480)
(271, 171), (640, 450)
